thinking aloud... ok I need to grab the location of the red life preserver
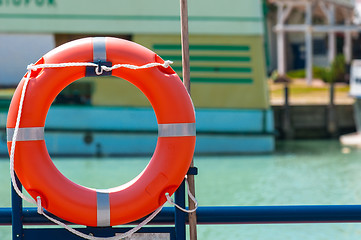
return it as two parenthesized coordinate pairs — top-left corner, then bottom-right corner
(7, 37), (196, 226)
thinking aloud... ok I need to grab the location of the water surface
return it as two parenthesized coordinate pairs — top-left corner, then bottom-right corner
(2, 140), (361, 239)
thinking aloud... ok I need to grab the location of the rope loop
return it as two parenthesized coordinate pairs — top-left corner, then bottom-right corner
(165, 176), (198, 213)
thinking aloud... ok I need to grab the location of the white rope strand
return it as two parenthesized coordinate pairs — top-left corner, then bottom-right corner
(9, 70), (37, 205)
(102, 61), (173, 72)
(27, 62), (96, 71)
(165, 176), (198, 213)
(27, 60), (173, 76)
(9, 60), (174, 240)
(36, 201), (164, 240)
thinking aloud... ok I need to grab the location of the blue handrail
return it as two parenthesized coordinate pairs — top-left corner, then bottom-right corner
(2, 205), (361, 226)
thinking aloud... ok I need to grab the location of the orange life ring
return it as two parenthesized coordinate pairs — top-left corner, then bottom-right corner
(6, 37), (196, 226)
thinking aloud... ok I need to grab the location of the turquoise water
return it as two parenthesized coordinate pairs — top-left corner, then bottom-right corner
(2, 140), (361, 239)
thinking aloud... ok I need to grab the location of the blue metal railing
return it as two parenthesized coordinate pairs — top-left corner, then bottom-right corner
(5, 173), (361, 239)
(6, 174), (189, 240)
(3, 205), (361, 226)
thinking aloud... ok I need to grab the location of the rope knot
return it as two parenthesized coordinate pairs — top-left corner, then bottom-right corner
(95, 61), (104, 75)
(163, 60), (173, 68)
(36, 196), (44, 214)
(27, 64), (36, 71)
(95, 62), (113, 75)
(165, 192), (174, 204)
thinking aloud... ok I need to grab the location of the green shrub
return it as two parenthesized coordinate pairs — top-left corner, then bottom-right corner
(286, 69), (306, 78)
(318, 54), (346, 83)
(286, 66), (325, 79)
(286, 55), (346, 83)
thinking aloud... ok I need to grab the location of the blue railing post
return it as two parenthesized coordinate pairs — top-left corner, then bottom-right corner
(174, 180), (186, 240)
(11, 174), (23, 240)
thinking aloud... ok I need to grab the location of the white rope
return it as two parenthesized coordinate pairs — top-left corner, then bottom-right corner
(38, 199), (164, 240)
(27, 60), (173, 76)
(9, 70), (37, 205)
(9, 60), (176, 240)
(165, 176), (198, 213)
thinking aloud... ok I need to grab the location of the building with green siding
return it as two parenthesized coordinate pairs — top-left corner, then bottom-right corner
(0, 0), (274, 155)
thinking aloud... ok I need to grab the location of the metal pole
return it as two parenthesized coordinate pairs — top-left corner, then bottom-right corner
(180, 0), (197, 239)
(6, 205), (361, 225)
(12, 174), (23, 240)
(175, 181), (186, 240)
(180, 0), (191, 93)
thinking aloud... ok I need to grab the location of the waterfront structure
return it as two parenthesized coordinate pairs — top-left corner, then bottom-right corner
(0, 0), (274, 155)
(268, 0), (356, 84)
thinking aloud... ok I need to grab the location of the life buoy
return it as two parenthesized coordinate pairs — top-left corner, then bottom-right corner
(6, 37), (196, 226)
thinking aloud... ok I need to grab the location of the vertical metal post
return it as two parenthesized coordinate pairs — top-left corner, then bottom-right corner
(174, 181), (186, 240)
(180, 0), (198, 239)
(180, 0), (191, 93)
(11, 174), (23, 240)
(354, 98), (361, 133)
(283, 84), (293, 139)
(328, 82), (338, 137)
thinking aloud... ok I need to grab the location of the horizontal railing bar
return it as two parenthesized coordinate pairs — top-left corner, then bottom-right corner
(2, 205), (361, 226)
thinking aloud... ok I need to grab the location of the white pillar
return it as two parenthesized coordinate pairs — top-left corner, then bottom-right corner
(276, 3), (286, 76)
(277, 30), (286, 76)
(328, 3), (336, 64)
(344, 17), (352, 64)
(305, 1), (313, 85)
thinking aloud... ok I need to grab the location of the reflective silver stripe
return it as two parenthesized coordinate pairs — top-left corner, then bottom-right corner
(7, 127), (44, 142)
(96, 191), (110, 227)
(93, 37), (107, 61)
(158, 123), (196, 137)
